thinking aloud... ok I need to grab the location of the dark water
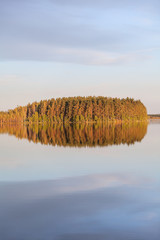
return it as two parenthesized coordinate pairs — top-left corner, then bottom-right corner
(0, 122), (160, 240)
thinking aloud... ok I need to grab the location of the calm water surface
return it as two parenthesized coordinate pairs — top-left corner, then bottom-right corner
(0, 122), (159, 240)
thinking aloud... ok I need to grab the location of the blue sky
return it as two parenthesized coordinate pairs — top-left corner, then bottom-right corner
(0, 0), (160, 113)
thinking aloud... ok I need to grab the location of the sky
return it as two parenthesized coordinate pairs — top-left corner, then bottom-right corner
(0, 0), (160, 113)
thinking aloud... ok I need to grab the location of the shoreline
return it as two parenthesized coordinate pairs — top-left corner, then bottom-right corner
(148, 114), (160, 120)
(0, 119), (149, 127)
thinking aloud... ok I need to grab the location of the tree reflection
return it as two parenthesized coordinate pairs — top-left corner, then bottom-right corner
(0, 122), (148, 147)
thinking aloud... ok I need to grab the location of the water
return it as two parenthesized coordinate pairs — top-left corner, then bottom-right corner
(0, 122), (159, 240)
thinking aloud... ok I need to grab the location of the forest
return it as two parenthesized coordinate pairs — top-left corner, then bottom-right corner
(0, 96), (148, 124)
(0, 123), (148, 147)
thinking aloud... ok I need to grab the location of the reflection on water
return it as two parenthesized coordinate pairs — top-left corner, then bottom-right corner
(0, 121), (160, 240)
(0, 122), (148, 147)
(0, 174), (160, 240)
(0, 173), (160, 240)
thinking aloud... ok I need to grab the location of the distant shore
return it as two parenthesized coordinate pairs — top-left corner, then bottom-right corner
(148, 114), (160, 119)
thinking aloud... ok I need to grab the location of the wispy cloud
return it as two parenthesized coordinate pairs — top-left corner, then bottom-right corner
(1, 0), (160, 64)
(0, 46), (153, 65)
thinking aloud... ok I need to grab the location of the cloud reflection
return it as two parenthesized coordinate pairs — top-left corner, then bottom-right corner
(0, 173), (159, 240)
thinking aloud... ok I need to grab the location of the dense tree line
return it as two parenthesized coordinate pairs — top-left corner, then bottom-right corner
(0, 123), (148, 147)
(0, 96), (147, 124)
(148, 114), (160, 119)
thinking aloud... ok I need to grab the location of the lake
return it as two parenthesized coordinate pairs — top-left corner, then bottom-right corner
(0, 121), (160, 240)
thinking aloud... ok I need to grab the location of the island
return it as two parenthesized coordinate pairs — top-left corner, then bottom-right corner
(0, 96), (148, 124)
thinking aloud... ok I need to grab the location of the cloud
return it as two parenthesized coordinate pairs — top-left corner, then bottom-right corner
(1, 0), (160, 64)
(0, 44), (153, 65)
(51, 0), (160, 11)
(52, 48), (152, 65)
